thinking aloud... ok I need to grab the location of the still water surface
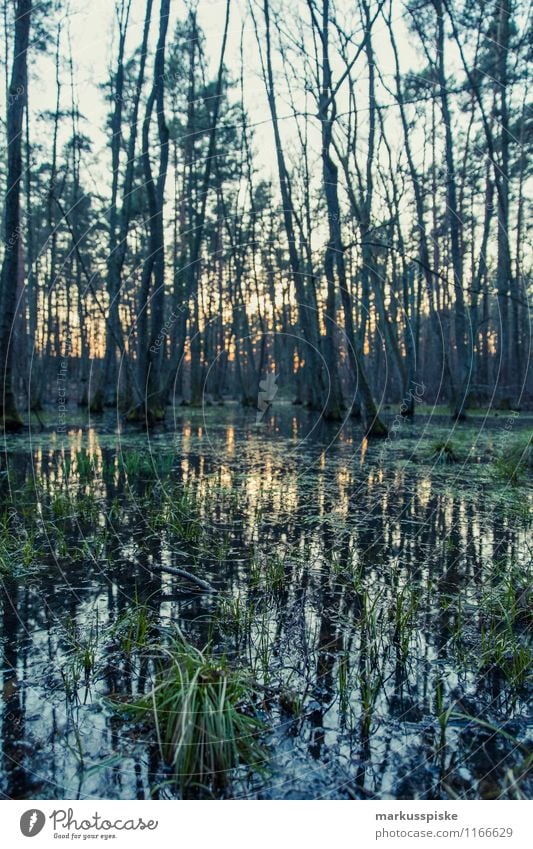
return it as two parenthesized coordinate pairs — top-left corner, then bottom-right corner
(0, 406), (531, 799)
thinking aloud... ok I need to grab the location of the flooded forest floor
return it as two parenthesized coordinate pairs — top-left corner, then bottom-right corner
(0, 404), (531, 800)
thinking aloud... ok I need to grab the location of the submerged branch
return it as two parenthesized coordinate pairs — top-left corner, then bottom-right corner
(125, 556), (215, 592)
(148, 562), (215, 592)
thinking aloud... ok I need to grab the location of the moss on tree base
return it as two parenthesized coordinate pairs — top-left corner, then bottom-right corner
(365, 418), (389, 439)
(89, 389), (105, 414)
(240, 396), (257, 408)
(323, 404), (345, 422)
(126, 404), (166, 426)
(1, 408), (23, 432)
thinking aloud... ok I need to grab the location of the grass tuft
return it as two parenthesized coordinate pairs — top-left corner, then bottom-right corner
(431, 440), (460, 464)
(122, 632), (267, 795)
(492, 435), (532, 485)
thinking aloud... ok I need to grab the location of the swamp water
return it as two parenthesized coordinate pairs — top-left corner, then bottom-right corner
(0, 406), (531, 800)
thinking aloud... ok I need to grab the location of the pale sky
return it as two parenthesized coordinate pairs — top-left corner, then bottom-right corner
(25, 0), (419, 199)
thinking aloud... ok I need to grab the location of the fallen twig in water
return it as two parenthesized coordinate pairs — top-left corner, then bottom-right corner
(150, 563), (215, 592)
(127, 558), (216, 592)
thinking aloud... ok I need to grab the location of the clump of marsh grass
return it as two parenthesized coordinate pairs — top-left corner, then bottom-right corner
(75, 449), (99, 482)
(120, 450), (153, 478)
(217, 593), (255, 642)
(0, 509), (39, 575)
(431, 440), (460, 464)
(122, 632), (267, 794)
(392, 585), (419, 660)
(473, 557), (533, 689)
(482, 560), (532, 628)
(264, 553), (286, 592)
(492, 435), (532, 485)
(60, 616), (101, 701)
(479, 626), (531, 689)
(111, 601), (156, 655)
(119, 450), (174, 481)
(148, 486), (202, 542)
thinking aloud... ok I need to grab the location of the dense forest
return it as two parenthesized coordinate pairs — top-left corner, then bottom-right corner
(0, 0), (531, 805)
(0, 0), (531, 432)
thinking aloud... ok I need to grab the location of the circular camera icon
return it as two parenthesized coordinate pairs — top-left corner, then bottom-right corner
(20, 810), (46, 837)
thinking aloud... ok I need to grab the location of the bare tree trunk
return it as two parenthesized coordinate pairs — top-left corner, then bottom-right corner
(24, 81), (40, 411)
(444, 0), (513, 405)
(311, 0), (387, 436)
(254, 0), (328, 413)
(494, 0), (512, 401)
(93, 0), (152, 411)
(387, 3), (457, 410)
(434, 0), (468, 418)
(471, 172), (493, 401)
(132, 0), (170, 423)
(91, 2), (131, 411)
(0, 0), (31, 431)
(163, 0), (231, 404)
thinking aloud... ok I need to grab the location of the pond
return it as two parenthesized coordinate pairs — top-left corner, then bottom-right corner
(0, 405), (531, 799)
